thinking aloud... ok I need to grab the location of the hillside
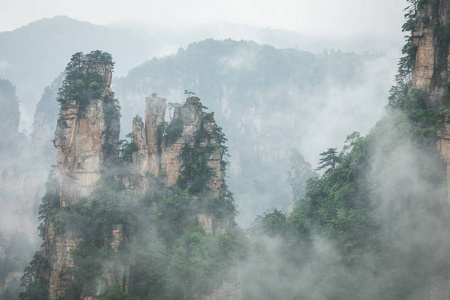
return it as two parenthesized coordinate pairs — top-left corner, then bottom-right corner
(20, 51), (241, 300)
(0, 16), (401, 133)
(0, 16), (159, 129)
(244, 0), (450, 298)
(115, 39), (391, 225)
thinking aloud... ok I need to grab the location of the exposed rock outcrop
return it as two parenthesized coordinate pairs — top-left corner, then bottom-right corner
(15, 42), (243, 299)
(413, 0), (450, 204)
(132, 95), (233, 234)
(39, 60), (236, 299)
(413, 1), (450, 298)
(0, 79), (20, 137)
(412, 0), (450, 104)
(44, 57), (121, 300)
(53, 61), (119, 206)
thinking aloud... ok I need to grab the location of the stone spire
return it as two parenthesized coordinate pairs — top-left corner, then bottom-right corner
(132, 96), (232, 234)
(53, 60), (120, 207)
(46, 55), (120, 299)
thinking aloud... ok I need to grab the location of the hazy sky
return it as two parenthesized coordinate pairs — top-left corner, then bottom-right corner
(1, 0), (407, 37)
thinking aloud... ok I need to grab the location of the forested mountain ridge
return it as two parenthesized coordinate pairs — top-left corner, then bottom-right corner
(115, 38), (389, 225)
(27, 38), (386, 227)
(249, 0), (450, 298)
(0, 30), (391, 299)
(1, 2), (436, 298)
(0, 16), (397, 133)
(0, 16), (160, 130)
(20, 51), (242, 300)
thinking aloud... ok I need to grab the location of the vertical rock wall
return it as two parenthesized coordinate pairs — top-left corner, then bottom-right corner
(132, 96), (231, 234)
(132, 96), (167, 188)
(412, 0), (450, 104)
(413, 1), (450, 298)
(54, 62), (119, 206)
(42, 70), (235, 298)
(45, 60), (120, 299)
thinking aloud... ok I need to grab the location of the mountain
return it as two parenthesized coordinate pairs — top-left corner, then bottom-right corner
(25, 37), (391, 227)
(240, 0), (450, 298)
(0, 16), (401, 133)
(115, 38), (392, 226)
(0, 16), (160, 130)
(0, 12), (415, 299)
(20, 51), (241, 300)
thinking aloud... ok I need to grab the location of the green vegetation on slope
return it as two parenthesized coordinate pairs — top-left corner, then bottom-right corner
(116, 39), (377, 223)
(252, 89), (450, 299)
(249, 1), (450, 298)
(21, 75), (243, 299)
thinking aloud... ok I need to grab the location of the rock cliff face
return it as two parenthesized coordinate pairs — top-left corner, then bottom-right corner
(132, 95), (233, 234)
(54, 61), (119, 206)
(413, 1), (450, 298)
(412, 0), (450, 104)
(0, 79), (20, 137)
(413, 0), (450, 202)
(43, 58), (120, 299)
(38, 51), (236, 299)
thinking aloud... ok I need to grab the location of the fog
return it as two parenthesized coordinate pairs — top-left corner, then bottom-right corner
(5, 0), (446, 298)
(235, 111), (450, 299)
(1, 0), (406, 38)
(0, 0), (406, 132)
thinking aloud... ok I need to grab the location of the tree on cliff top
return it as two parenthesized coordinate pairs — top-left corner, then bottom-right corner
(57, 50), (116, 111)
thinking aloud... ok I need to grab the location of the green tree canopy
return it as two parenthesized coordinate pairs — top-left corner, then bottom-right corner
(316, 148), (340, 173)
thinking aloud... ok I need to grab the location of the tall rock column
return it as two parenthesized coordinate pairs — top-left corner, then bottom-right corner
(413, 1), (450, 200)
(145, 96), (166, 177)
(412, 0), (450, 104)
(54, 61), (119, 206)
(131, 95), (167, 190)
(412, 1), (450, 299)
(45, 56), (120, 299)
(132, 96), (233, 234)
